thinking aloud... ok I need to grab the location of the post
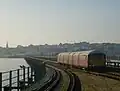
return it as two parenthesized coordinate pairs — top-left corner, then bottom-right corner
(9, 71), (12, 91)
(114, 63), (116, 67)
(31, 68), (33, 82)
(0, 73), (2, 91)
(17, 69), (19, 91)
(4, 86), (9, 91)
(27, 67), (29, 86)
(116, 63), (118, 67)
(23, 67), (25, 88)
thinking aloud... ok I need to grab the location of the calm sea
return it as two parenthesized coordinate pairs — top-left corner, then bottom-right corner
(0, 58), (29, 72)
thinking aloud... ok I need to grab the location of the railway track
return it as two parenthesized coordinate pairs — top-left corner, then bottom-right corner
(35, 57), (120, 82)
(26, 57), (120, 91)
(38, 69), (61, 91)
(36, 65), (81, 91)
(107, 72), (120, 77)
(65, 70), (75, 91)
(46, 59), (120, 82)
(88, 71), (120, 81)
(45, 64), (81, 91)
(65, 70), (81, 91)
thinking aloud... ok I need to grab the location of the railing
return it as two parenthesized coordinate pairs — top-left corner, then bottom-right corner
(106, 62), (120, 68)
(0, 66), (35, 91)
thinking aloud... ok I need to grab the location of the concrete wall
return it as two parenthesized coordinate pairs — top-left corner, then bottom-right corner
(24, 57), (46, 82)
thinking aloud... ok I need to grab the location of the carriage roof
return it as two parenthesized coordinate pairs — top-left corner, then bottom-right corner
(58, 50), (105, 56)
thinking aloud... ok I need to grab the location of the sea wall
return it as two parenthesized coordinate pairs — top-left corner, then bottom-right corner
(24, 57), (46, 82)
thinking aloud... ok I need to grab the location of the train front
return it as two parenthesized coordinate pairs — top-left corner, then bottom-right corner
(88, 51), (106, 72)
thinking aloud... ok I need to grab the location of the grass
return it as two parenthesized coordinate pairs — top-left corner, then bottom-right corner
(71, 68), (120, 91)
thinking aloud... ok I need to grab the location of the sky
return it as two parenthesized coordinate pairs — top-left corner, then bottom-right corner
(0, 0), (120, 47)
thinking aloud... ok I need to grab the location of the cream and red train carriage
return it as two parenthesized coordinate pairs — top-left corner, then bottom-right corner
(57, 50), (106, 70)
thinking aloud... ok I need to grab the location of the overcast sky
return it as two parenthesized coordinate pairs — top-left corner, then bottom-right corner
(0, 0), (120, 47)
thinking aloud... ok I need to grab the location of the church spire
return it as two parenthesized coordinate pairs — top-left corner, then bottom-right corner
(6, 41), (8, 49)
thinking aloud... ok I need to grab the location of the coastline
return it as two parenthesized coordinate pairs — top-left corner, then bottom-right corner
(0, 56), (24, 58)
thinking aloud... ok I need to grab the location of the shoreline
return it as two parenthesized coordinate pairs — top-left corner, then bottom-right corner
(0, 57), (24, 58)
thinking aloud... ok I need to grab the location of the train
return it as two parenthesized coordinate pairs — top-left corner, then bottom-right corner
(57, 50), (106, 71)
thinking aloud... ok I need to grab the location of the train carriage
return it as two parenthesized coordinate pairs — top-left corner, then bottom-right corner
(88, 50), (106, 70)
(78, 53), (88, 68)
(63, 52), (71, 64)
(57, 50), (106, 71)
(69, 52), (76, 66)
(57, 53), (63, 64)
(72, 52), (81, 67)
(57, 52), (70, 64)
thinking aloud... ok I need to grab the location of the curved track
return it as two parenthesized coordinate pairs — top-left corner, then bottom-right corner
(45, 64), (81, 91)
(65, 70), (81, 91)
(28, 57), (81, 91)
(38, 69), (61, 91)
(45, 70), (61, 91)
(65, 70), (75, 91)
(37, 65), (81, 91)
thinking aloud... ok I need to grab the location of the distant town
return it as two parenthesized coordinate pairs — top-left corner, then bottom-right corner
(1, 42), (120, 60)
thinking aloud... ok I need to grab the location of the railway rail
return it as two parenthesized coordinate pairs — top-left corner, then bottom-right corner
(107, 72), (120, 77)
(34, 56), (120, 80)
(65, 70), (75, 91)
(45, 64), (81, 91)
(36, 67), (61, 91)
(27, 57), (82, 91)
(65, 70), (81, 91)
(42, 58), (120, 82)
(44, 58), (120, 83)
(31, 57), (120, 91)
(88, 71), (120, 81)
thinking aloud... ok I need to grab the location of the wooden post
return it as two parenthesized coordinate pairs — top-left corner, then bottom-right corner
(9, 71), (12, 91)
(114, 63), (116, 67)
(31, 68), (33, 82)
(27, 67), (29, 86)
(116, 63), (118, 67)
(4, 86), (9, 91)
(17, 69), (19, 91)
(20, 81), (24, 90)
(23, 67), (25, 88)
(0, 73), (2, 91)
